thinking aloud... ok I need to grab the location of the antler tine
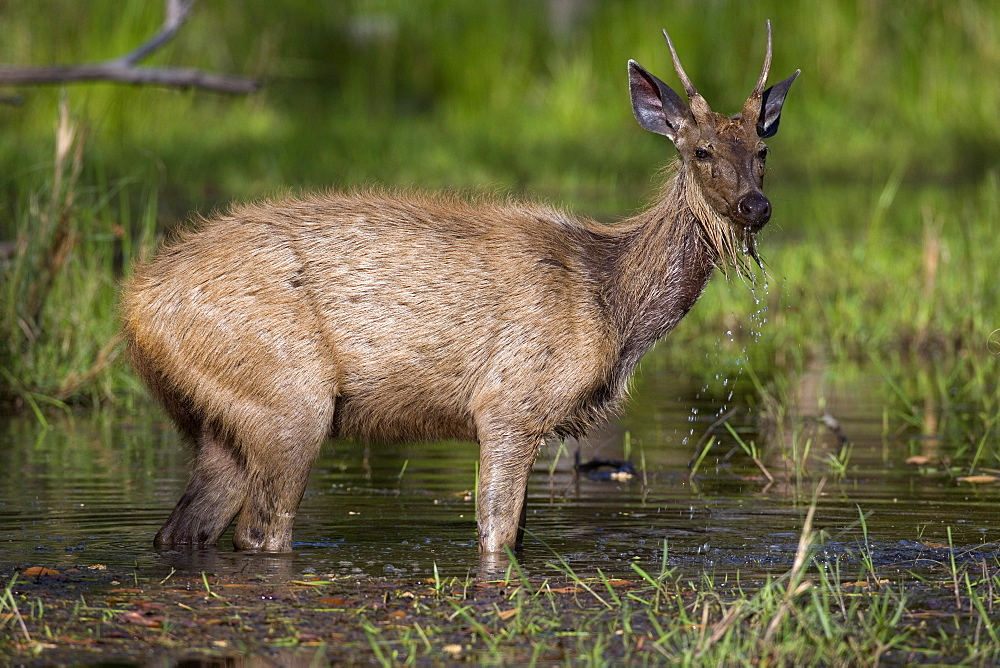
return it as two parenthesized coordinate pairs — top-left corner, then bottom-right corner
(751, 19), (773, 98)
(662, 28), (698, 98)
(742, 20), (773, 126)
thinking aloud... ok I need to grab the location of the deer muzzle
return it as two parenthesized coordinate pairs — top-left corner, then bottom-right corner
(735, 192), (771, 231)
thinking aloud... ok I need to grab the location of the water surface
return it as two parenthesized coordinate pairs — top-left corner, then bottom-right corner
(2, 363), (997, 583)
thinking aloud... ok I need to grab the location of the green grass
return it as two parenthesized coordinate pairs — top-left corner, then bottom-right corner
(0, 101), (156, 406)
(342, 521), (999, 665)
(5, 509), (1000, 664)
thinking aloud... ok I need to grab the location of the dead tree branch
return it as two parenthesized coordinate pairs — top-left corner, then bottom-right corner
(0, 0), (259, 94)
(0, 64), (260, 94)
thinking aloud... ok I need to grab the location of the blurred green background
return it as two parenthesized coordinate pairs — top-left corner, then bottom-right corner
(4, 1), (996, 214)
(1, 0), (998, 414)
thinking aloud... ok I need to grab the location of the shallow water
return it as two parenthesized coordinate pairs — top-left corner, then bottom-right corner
(2, 363), (997, 583)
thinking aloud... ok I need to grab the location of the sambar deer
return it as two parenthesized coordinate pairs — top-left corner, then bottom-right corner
(122, 21), (798, 561)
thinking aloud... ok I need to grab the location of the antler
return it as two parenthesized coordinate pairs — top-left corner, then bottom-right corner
(742, 20), (773, 125)
(661, 28), (712, 122)
(662, 29), (696, 97)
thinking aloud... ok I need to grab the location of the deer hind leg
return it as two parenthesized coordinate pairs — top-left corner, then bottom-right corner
(230, 394), (335, 553)
(154, 425), (248, 548)
(154, 374), (336, 553)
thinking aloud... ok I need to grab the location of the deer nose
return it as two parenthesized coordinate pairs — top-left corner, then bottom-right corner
(735, 192), (771, 229)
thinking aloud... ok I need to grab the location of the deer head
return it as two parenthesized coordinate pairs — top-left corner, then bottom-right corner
(628, 20), (799, 264)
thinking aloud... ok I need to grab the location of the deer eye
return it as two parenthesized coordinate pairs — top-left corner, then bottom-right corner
(694, 147), (711, 160)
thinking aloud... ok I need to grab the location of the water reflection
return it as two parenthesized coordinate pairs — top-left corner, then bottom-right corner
(1, 366), (998, 582)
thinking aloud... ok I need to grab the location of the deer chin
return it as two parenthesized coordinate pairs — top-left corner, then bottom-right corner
(684, 179), (761, 277)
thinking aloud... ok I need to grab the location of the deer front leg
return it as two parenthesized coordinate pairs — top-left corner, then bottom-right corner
(476, 433), (543, 554)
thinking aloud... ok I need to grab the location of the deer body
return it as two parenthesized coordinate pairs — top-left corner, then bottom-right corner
(122, 23), (797, 557)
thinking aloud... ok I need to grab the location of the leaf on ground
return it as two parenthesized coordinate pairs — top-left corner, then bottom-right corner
(906, 610), (956, 619)
(497, 608), (518, 621)
(199, 618), (232, 627)
(133, 600), (167, 612)
(546, 586), (583, 594)
(957, 475), (999, 484)
(602, 578), (632, 587)
(54, 635), (98, 646)
(921, 541), (949, 549)
(906, 455), (933, 465)
(844, 579), (890, 587)
(22, 566), (60, 577)
(316, 596), (352, 606)
(116, 611), (164, 627)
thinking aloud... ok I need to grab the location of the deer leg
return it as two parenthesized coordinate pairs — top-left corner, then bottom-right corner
(231, 398), (334, 553)
(516, 485), (529, 547)
(154, 427), (248, 548)
(476, 433), (542, 554)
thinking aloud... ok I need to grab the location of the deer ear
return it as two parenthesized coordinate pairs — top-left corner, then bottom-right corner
(757, 70), (799, 138)
(628, 60), (692, 142)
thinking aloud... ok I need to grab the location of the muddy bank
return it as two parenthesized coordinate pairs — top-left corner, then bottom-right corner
(4, 535), (1000, 666)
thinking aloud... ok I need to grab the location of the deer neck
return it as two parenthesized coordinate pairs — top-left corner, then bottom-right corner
(604, 170), (726, 370)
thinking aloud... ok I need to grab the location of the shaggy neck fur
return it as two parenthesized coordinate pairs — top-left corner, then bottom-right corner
(602, 163), (757, 373)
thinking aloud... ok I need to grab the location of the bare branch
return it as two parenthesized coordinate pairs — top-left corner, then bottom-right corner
(116, 0), (197, 67)
(0, 0), (259, 95)
(0, 64), (259, 95)
(165, 0), (196, 28)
